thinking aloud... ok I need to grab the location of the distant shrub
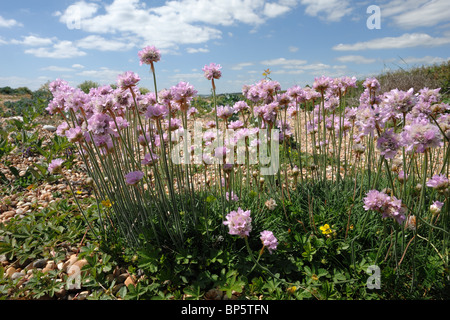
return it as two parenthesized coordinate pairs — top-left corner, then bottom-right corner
(0, 86), (32, 96)
(77, 80), (100, 94)
(378, 61), (450, 94)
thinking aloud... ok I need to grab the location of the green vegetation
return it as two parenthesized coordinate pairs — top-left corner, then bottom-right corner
(0, 61), (449, 301)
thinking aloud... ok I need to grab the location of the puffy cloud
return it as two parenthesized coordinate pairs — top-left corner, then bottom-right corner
(24, 41), (87, 59)
(299, 0), (352, 22)
(0, 15), (22, 28)
(333, 33), (450, 51)
(382, 0), (450, 29)
(55, 0), (299, 52)
(336, 55), (376, 64)
(76, 35), (135, 51)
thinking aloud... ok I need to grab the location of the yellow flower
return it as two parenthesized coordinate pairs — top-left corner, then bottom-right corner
(101, 199), (112, 208)
(287, 286), (297, 294)
(319, 224), (332, 235)
(311, 274), (319, 281)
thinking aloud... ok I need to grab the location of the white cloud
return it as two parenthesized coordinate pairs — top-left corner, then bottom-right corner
(261, 57), (307, 67)
(400, 55), (450, 65)
(72, 64), (85, 69)
(57, 1), (100, 24)
(288, 46), (299, 53)
(186, 47), (210, 54)
(231, 62), (254, 70)
(41, 66), (75, 72)
(300, 0), (352, 22)
(333, 33), (450, 51)
(0, 15), (22, 28)
(77, 35), (135, 51)
(263, 3), (291, 18)
(382, 0), (450, 29)
(56, 0), (299, 52)
(24, 41), (87, 59)
(336, 55), (376, 64)
(11, 35), (54, 46)
(77, 67), (125, 84)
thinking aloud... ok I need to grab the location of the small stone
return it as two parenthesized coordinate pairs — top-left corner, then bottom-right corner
(33, 258), (47, 269)
(124, 275), (136, 288)
(76, 291), (89, 300)
(55, 287), (67, 299)
(43, 125), (57, 132)
(205, 289), (223, 300)
(2, 211), (15, 219)
(67, 259), (88, 277)
(116, 273), (129, 284)
(5, 267), (16, 278)
(11, 272), (25, 280)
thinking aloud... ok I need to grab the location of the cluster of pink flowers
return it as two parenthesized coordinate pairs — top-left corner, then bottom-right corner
(202, 63), (222, 80)
(363, 190), (406, 225)
(138, 46), (161, 66)
(223, 207), (252, 238)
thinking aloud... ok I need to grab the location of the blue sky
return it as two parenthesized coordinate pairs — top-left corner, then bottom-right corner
(1, 0), (449, 94)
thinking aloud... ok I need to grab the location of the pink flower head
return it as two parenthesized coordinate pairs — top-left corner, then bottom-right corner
(223, 207), (252, 238)
(363, 190), (406, 225)
(145, 103), (168, 120)
(202, 63), (222, 80)
(138, 46), (161, 65)
(377, 128), (400, 159)
(260, 230), (278, 254)
(141, 152), (159, 166)
(48, 158), (64, 174)
(87, 113), (113, 136)
(226, 191), (239, 202)
(401, 118), (443, 153)
(171, 81), (197, 106)
(66, 126), (83, 143)
(217, 105), (234, 120)
(383, 88), (415, 114)
(233, 101), (250, 113)
(313, 75), (332, 93)
(117, 71), (140, 90)
(125, 171), (144, 185)
(426, 174), (449, 191)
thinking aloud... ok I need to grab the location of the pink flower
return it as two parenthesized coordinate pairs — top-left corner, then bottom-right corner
(202, 63), (222, 80)
(226, 191), (239, 202)
(141, 152), (159, 166)
(117, 71), (140, 90)
(125, 171), (144, 185)
(217, 105), (234, 120)
(260, 230), (278, 254)
(48, 158), (64, 174)
(377, 129), (400, 159)
(223, 207), (252, 238)
(145, 103), (168, 120)
(426, 174), (449, 191)
(66, 126), (83, 143)
(363, 190), (406, 225)
(138, 46), (161, 65)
